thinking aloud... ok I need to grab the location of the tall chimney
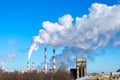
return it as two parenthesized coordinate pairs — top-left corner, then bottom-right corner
(53, 48), (56, 72)
(44, 47), (47, 73)
(32, 62), (34, 71)
(27, 61), (30, 72)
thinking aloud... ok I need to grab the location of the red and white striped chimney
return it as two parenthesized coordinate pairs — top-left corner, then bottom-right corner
(27, 61), (30, 72)
(32, 62), (34, 71)
(44, 47), (47, 73)
(53, 48), (56, 72)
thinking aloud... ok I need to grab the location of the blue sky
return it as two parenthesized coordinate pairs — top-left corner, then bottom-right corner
(0, 0), (120, 72)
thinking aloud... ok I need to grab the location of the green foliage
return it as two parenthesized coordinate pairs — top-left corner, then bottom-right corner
(0, 71), (74, 80)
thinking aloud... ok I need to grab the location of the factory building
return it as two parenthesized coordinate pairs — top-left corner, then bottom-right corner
(76, 57), (86, 78)
(70, 57), (87, 79)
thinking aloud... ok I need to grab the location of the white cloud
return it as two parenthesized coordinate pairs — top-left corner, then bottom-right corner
(28, 3), (120, 60)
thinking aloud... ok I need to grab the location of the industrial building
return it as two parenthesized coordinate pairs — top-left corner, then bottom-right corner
(76, 57), (87, 78)
(70, 57), (87, 79)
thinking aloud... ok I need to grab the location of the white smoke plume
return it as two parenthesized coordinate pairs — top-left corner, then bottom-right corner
(49, 46), (106, 68)
(28, 3), (120, 61)
(28, 42), (39, 60)
(0, 39), (17, 70)
(0, 53), (16, 70)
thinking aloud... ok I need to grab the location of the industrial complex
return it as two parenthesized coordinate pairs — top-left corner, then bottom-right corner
(0, 48), (120, 80)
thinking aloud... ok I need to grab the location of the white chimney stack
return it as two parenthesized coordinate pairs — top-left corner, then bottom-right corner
(53, 48), (56, 72)
(27, 61), (30, 72)
(32, 62), (34, 71)
(44, 47), (47, 73)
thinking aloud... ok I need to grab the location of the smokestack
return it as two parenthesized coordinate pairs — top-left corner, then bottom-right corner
(44, 47), (47, 73)
(27, 61), (30, 72)
(53, 48), (56, 72)
(32, 62), (34, 71)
